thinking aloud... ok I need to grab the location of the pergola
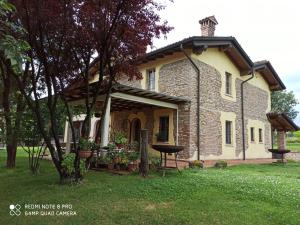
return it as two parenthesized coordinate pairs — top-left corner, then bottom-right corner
(64, 82), (190, 147)
(267, 112), (299, 149)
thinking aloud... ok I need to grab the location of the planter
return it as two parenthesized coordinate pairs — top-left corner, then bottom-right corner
(120, 164), (128, 170)
(127, 163), (137, 172)
(79, 150), (92, 158)
(116, 144), (124, 149)
(107, 163), (114, 170)
(115, 164), (121, 170)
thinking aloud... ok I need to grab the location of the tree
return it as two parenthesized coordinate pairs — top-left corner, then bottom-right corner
(0, 0), (29, 168)
(10, 0), (171, 182)
(271, 90), (299, 120)
(69, 0), (172, 179)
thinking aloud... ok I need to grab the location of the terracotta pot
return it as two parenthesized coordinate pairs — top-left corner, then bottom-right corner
(107, 163), (114, 170)
(115, 164), (121, 170)
(79, 150), (92, 158)
(116, 144), (123, 149)
(127, 163), (137, 172)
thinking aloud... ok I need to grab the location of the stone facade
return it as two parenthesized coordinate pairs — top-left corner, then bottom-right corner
(113, 56), (272, 160)
(159, 58), (271, 160)
(110, 108), (156, 145)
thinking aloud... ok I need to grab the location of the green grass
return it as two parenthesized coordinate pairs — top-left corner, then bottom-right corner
(0, 150), (300, 225)
(286, 142), (300, 152)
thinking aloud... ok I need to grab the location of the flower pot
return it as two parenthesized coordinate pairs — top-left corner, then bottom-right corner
(79, 150), (92, 158)
(107, 163), (114, 170)
(116, 144), (124, 149)
(127, 163), (137, 172)
(120, 164), (127, 170)
(115, 164), (121, 171)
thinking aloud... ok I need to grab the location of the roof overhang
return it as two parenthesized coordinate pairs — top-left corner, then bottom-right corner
(252, 61), (286, 91)
(141, 36), (286, 91)
(141, 36), (253, 75)
(267, 112), (299, 131)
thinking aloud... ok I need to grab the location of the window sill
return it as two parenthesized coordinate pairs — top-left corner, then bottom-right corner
(225, 144), (234, 147)
(155, 142), (170, 145)
(225, 93), (233, 97)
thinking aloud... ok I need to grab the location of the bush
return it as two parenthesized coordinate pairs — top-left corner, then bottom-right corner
(189, 160), (204, 168)
(214, 160), (227, 169)
(150, 157), (161, 171)
(286, 137), (300, 144)
(61, 153), (87, 176)
(294, 131), (300, 138)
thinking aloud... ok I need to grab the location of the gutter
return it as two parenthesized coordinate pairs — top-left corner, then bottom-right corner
(180, 44), (201, 161)
(241, 68), (255, 160)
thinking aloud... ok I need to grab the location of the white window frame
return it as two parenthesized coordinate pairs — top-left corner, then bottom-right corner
(225, 72), (232, 96)
(258, 128), (263, 143)
(250, 127), (255, 142)
(225, 120), (232, 145)
(147, 69), (156, 91)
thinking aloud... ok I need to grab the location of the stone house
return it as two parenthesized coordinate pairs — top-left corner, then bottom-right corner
(63, 16), (297, 162)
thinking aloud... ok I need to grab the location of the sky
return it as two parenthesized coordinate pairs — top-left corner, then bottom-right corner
(151, 0), (300, 125)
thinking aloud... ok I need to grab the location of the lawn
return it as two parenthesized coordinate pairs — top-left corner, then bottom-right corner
(286, 142), (300, 152)
(0, 150), (299, 225)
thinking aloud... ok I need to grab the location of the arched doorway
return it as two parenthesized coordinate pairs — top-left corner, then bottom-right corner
(131, 118), (141, 144)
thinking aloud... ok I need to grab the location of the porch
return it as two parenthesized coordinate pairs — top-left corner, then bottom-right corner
(63, 83), (190, 158)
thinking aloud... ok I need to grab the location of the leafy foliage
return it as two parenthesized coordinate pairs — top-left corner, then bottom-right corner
(6, 0), (172, 181)
(271, 90), (299, 120)
(0, 0), (30, 72)
(61, 153), (86, 176)
(214, 160), (228, 168)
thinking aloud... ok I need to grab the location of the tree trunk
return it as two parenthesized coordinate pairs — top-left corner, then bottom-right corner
(6, 144), (17, 168)
(139, 129), (149, 177)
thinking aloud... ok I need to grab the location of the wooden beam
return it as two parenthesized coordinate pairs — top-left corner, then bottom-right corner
(111, 92), (178, 109)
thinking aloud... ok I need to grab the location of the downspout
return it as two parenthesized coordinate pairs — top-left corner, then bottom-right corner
(241, 68), (255, 160)
(180, 44), (201, 161)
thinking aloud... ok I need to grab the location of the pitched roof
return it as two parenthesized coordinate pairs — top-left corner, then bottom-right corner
(254, 61), (286, 90)
(267, 112), (299, 131)
(141, 36), (285, 91)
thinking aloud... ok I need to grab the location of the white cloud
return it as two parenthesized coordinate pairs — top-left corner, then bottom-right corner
(153, 0), (300, 124)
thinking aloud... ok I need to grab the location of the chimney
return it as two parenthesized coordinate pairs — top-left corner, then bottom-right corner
(199, 16), (218, 37)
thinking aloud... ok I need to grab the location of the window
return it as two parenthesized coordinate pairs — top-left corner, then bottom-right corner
(225, 72), (232, 95)
(225, 121), (232, 145)
(147, 69), (156, 91)
(157, 116), (169, 142)
(250, 127), (255, 142)
(259, 128), (263, 143)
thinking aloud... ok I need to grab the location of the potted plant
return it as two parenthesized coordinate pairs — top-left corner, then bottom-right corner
(114, 132), (128, 148)
(106, 143), (117, 170)
(103, 155), (114, 170)
(78, 138), (93, 158)
(113, 151), (129, 170)
(127, 151), (140, 171)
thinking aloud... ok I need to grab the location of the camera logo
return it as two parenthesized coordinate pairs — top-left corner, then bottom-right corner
(9, 204), (21, 216)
